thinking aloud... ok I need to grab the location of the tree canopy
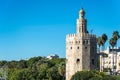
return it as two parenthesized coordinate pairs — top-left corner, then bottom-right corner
(0, 56), (65, 80)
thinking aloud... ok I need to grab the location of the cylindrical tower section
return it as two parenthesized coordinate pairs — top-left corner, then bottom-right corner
(76, 8), (87, 34)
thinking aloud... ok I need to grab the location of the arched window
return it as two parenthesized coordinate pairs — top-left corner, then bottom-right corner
(85, 46), (87, 49)
(76, 59), (80, 63)
(77, 46), (79, 49)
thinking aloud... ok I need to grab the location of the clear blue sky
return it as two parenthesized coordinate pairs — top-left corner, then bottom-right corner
(0, 0), (120, 60)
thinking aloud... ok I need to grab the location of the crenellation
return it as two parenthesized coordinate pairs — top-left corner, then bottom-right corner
(66, 34), (76, 38)
(90, 34), (96, 38)
(82, 33), (96, 38)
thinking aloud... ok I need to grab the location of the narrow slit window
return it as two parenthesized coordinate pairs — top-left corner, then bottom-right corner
(92, 59), (94, 65)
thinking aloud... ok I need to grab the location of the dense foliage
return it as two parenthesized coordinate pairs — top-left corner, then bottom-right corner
(1, 56), (120, 80)
(71, 70), (120, 80)
(0, 56), (65, 80)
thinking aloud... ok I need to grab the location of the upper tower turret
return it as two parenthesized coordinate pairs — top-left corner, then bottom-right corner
(77, 8), (87, 34)
(79, 8), (85, 18)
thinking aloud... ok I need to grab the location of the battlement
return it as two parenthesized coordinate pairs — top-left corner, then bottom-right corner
(82, 33), (96, 38)
(66, 34), (76, 38)
(66, 33), (96, 39)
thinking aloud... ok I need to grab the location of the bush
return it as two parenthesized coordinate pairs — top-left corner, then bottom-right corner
(71, 70), (120, 80)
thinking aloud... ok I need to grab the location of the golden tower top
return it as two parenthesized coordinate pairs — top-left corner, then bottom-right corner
(79, 8), (85, 18)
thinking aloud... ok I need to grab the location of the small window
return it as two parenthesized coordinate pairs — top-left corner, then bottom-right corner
(92, 59), (94, 65)
(83, 40), (85, 44)
(77, 46), (79, 49)
(79, 41), (80, 43)
(86, 40), (88, 44)
(85, 47), (87, 49)
(77, 59), (80, 63)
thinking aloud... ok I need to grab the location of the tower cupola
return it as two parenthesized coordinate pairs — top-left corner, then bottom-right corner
(79, 8), (85, 18)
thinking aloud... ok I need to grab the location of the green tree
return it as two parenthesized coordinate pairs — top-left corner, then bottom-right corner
(112, 31), (120, 41)
(109, 38), (116, 48)
(109, 37), (117, 75)
(47, 66), (61, 80)
(5, 56), (65, 80)
(71, 71), (105, 80)
(97, 37), (103, 71)
(9, 69), (34, 80)
(70, 70), (119, 80)
(31, 64), (38, 80)
(97, 37), (103, 51)
(27, 56), (42, 68)
(8, 61), (18, 68)
(101, 33), (108, 50)
(101, 34), (108, 71)
(58, 62), (65, 80)
(0, 61), (7, 67)
(37, 63), (48, 80)
(16, 60), (27, 69)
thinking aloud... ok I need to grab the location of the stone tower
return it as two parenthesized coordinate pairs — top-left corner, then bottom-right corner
(66, 8), (98, 80)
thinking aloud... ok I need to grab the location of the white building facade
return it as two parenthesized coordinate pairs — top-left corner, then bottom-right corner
(100, 47), (120, 73)
(47, 54), (59, 59)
